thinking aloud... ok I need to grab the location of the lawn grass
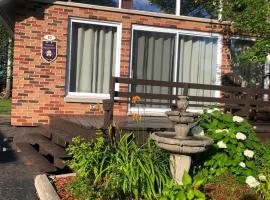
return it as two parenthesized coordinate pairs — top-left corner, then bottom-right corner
(0, 99), (11, 115)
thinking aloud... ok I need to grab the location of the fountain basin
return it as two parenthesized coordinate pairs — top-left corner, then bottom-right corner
(150, 132), (214, 154)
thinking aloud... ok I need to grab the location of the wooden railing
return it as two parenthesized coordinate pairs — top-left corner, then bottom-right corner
(103, 77), (270, 127)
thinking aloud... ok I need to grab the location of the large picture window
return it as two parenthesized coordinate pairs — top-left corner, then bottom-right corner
(130, 26), (222, 111)
(67, 19), (121, 98)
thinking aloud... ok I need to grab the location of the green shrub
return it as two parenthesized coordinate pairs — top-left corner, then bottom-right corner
(66, 132), (172, 199)
(256, 143), (270, 199)
(194, 109), (262, 184)
(159, 172), (206, 200)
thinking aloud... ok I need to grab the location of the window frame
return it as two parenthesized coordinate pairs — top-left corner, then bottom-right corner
(65, 18), (122, 100)
(129, 24), (223, 114)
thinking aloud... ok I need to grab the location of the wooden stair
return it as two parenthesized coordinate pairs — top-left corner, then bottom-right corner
(16, 143), (57, 173)
(14, 116), (99, 174)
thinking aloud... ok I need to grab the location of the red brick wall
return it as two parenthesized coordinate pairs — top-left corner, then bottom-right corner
(11, 2), (231, 126)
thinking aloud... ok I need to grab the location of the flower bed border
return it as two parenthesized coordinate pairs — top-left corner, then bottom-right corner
(35, 173), (76, 200)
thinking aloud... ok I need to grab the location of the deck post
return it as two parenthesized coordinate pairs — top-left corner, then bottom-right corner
(242, 88), (252, 119)
(103, 99), (113, 128)
(103, 77), (116, 128)
(183, 83), (189, 96)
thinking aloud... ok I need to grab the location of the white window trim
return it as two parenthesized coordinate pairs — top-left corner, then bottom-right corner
(66, 18), (122, 101)
(129, 24), (223, 114)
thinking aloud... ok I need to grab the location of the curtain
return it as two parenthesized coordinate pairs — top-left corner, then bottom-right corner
(70, 23), (117, 94)
(177, 35), (218, 98)
(132, 30), (175, 108)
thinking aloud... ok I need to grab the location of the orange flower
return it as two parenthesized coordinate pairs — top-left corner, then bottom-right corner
(131, 95), (141, 104)
(132, 114), (141, 122)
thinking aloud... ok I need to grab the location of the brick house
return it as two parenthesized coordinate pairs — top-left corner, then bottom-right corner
(0, 0), (257, 126)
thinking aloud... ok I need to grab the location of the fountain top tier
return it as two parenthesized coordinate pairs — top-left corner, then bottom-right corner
(165, 96), (199, 125)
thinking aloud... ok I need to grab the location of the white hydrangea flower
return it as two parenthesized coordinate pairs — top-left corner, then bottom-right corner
(215, 129), (229, 133)
(236, 132), (247, 141)
(246, 176), (260, 188)
(259, 175), (267, 182)
(217, 141), (227, 149)
(239, 162), (246, 168)
(191, 126), (204, 136)
(253, 126), (257, 130)
(244, 149), (254, 158)
(233, 116), (244, 123)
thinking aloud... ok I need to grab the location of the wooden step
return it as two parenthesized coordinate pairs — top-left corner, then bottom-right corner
(51, 129), (73, 147)
(49, 116), (98, 141)
(49, 117), (98, 149)
(26, 134), (70, 159)
(16, 143), (57, 173)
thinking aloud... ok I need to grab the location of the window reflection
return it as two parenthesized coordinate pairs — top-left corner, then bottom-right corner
(122, 0), (176, 14)
(230, 38), (265, 88)
(72, 0), (119, 7)
(180, 0), (218, 19)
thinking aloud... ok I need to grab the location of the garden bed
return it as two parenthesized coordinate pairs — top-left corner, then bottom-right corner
(37, 172), (261, 200)
(37, 109), (270, 200)
(51, 174), (77, 200)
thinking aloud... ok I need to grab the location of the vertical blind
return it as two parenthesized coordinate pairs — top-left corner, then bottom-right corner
(70, 22), (117, 94)
(177, 35), (218, 98)
(131, 30), (219, 109)
(132, 30), (175, 107)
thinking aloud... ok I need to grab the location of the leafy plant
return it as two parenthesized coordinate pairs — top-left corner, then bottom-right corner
(159, 171), (206, 200)
(66, 131), (110, 178)
(257, 143), (270, 199)
(194, 108), (262, 183)
(66, 132), (172, 199)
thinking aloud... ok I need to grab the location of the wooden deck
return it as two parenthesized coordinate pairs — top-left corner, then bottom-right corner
(12, 114), (270, 174)
(50, 115), (174, 130)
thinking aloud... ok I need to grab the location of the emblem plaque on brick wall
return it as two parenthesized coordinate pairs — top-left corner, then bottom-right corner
(42, 35), (57, 63)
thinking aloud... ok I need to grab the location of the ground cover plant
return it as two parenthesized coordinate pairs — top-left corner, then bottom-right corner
(0, 99), (11, 115)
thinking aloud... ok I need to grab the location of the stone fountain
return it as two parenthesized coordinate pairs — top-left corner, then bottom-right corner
(150, 96), (214, 184)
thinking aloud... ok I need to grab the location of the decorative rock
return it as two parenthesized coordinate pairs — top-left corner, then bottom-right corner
(35, 174), (61, 200)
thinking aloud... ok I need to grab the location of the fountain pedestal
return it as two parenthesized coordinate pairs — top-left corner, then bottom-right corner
(150, 96), (214, 184)
(170, 154), (191, 184)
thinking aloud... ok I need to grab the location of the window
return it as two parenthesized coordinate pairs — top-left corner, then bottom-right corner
(177, 35), (218, 98)
(67, 19), (121, 98)
(180, 0), (218, 19)
(69, 0), (219, 19)
(71, 0), (119, 7)
(122, 0), (176, 14)
(130, 26), (222, 111)
(230, 38), (265, 88)
(131, 30), (176, 108)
